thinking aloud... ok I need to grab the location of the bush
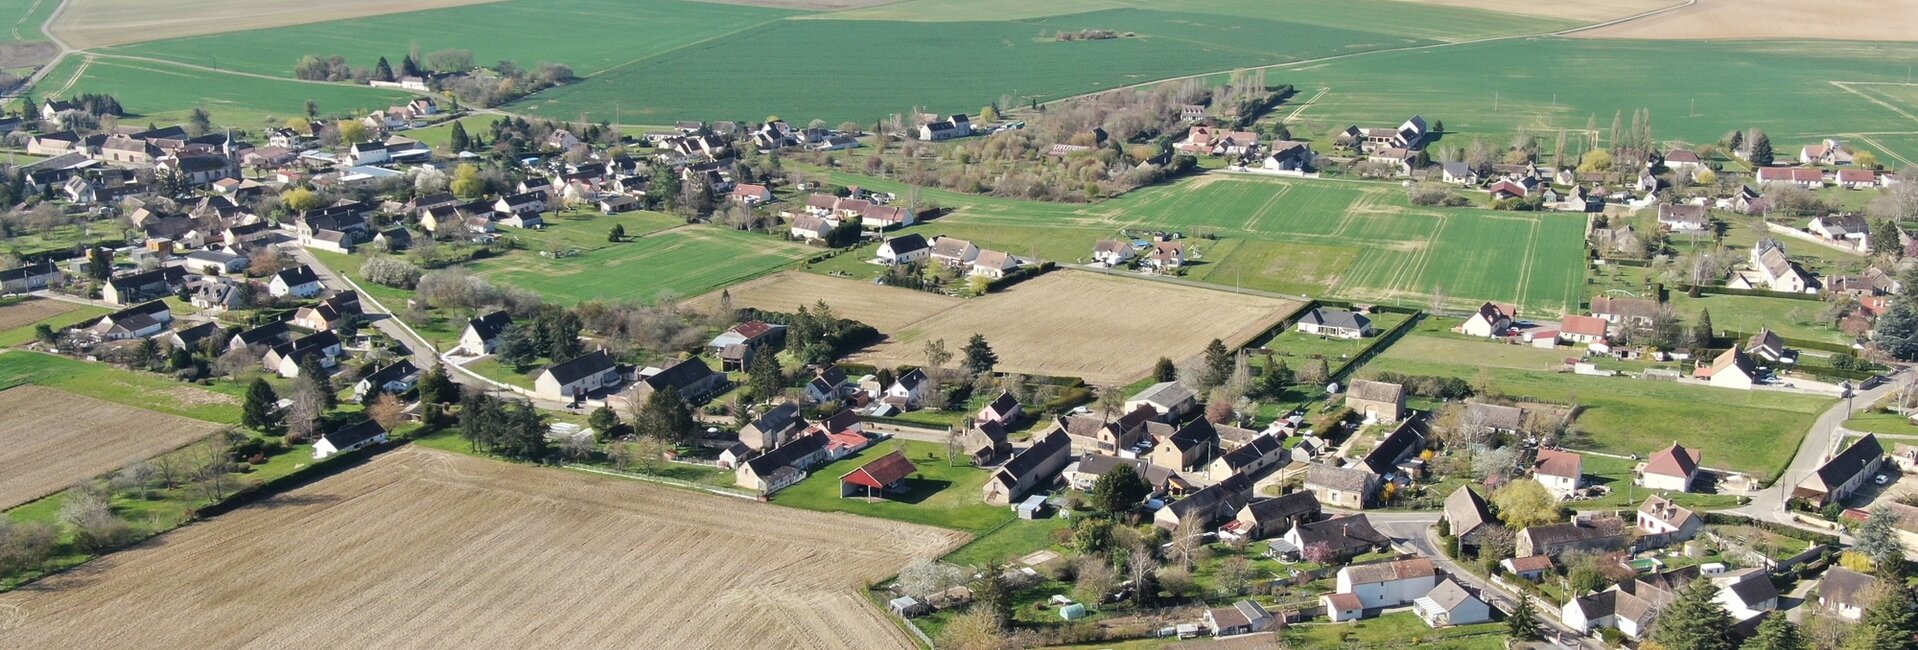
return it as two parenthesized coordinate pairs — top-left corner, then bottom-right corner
(361, 256), (424, 289)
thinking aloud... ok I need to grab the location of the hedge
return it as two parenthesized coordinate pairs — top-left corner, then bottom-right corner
(1597, 257), (1652, 268)
(1328, 312), (1424, 383)
(1788, 364), (1879, 382)
(1677, 285), (1824, 302)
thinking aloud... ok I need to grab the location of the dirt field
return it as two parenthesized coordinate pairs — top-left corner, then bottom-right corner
(1573, 0), (1918, 40)
(51, 0), (507, 48)
(851, 271), (1301, 385)
(0, 298), (79, 333)
(0, 386), (223, 510)
(1395, 0), (1672, 24)
(0, 447), (965, 648)
(693, 271), (963, 331)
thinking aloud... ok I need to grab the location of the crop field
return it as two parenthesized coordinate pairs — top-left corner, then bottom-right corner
(1369, 333), (1833, 480)
(1573, 0), (1918, 42)
(0, 297), (87, 333)
(0, 447), (966, 648)
(470, 225), (812, 305)
(850, 270), (1301, 384)
(0, 351), (243, 423)
(1281, 39), (1918, 154)
(823, 0), (1576, 38)
(45, 56), (414, 126)
(690, 271), (962, 331)
(1388, 0), (1668, 23)
(52, 0), (508, 48)
(0, 386), (223, 510)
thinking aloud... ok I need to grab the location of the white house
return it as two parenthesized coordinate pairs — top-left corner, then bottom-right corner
(1819, 567), (1875, 621)
(1711, 569), (1779, 622)
(535, 350), (621, 402)
(460, 310), (513, 355)
(1534, 449), (1582, 499)
(886, 368), (930, 407)
(312, 419), (388, 460)
(1295, 308), (1373, 339)
(1635, 494), (1703, 541)
(1091, 240), (1135, 266)
(1638, 442), (1702, 492)
(268, 265), (324, 298)
(876, 234), (930, 265)
(1461, 302), (1516, 337)
(1694, 347), (1756, 390)
(1413, 579), (1491, 628)
(1335, 558), (1437, 610)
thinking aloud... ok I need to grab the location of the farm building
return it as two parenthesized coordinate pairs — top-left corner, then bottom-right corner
(1443, 486), (1496, 552)
(1335, 557), (1437, 610)
(1305, 463), (1379, 510)
(1343, 380), (1404, 423)
(1126, 380), (1197, 421)
(840, 450), (917, 498)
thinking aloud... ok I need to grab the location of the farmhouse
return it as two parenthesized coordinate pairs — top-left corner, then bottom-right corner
(1150, 419), (1219, 472)
(737, 432), (828, 494)
(740, 402), (806, 451)
(1663, 149), (1705, 171)
(1261, 140), (1314, 174)
(1793, 433), (1885, 508)
(1590, 296), (1659, 328)
(804, 365), (852, 403)
(960, 419), (1011, 466)
(1801, 138), (1854, 165)
(1206, 434), (1285, 480)
(885, 368), (930, 407)
(1305, 463), (1380, 510)
(1179, 126), (1261, 156)
(1809, 214), (1869, 244)
(1533, 448), (1583, 499)
(1153, 473), (1253, 531)
(102, 267), (187, 305)
(1281, 514), (1388, 562)
(312, 420), (388, 460)
(982, 430), (1071, 506)
(877, 234), (930, 265)
(1065, 454), (1182, 494)
(460, 310), (513, 355)
(1463, 401), (1525, 434)
(1126, 380), (1197, 421)
(1559, 315), (1609, 344)
(353, 360), (420, 402)
(1295, 308), (1373, 339)
(1756, 166), (1825, 188)
(268, 266), (325, 298)
(1360, 418), (1427, 476)
(1220, 491), (1321, 541)
(840, 450), (917, 498)
(1694, 347), (1757, 390)
(1343, 380), (1404, 423)
(917, 114), (973, 141)
(1638, 442), (1702, 492)
(1516, 517), (1628, 558)
(535, 350), (622, 402)
(1460, 302), (1516, 337)
(630, 358), (725, 405)
(1657, 204), (1708, 231)
(1636, 494), (1703, 541)
(1335, 557), (1437, 610)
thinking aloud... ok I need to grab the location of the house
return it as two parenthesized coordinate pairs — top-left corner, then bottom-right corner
(265, 331), (343, 378)
(1639, 442), (1703, 492)
(1756, 166), (1825, 188)
(1091, 240), (1136, 266)
(493, 190), (548, 219)
(1205, 601), (1272, 638)
(731, 183), (772, 205)
(1809, 214), (1869, 243)
(1261, 141), (1314, 174)
(1488, 179), (1531, 200)
(1694, 347), (1757, 390)
(1590, 296), (1659, 328)
(978, 390), (1022, 425)
(708, 320), (786, 356)
(1818, 567), (1875, 621)
(1835, 168), (1878, 190)
(228, 321), (294, 352)
(268, 266), (324, 298)
(1439, 162), (1479, 185)
(1305, 463), (1381, 510)
(1414, 579), (1491, 627)
(1461, 302), (1517, 337)
(968, 249), (1020, 279)
(85, 300), (173, 340)
(1656, 203), (1708, 231)
(876, 234), (931, 265)
(1636, 494), (1703, 541)
(185, 250), (247, 275)
(1153, 473), (1253, 531)
(803, 365), (851, 404)
(918, 114), (973, 141)
(535, 350), (621, 402)
(1066, 454), (1183, 495)
(1296, 308), (1374, 339)
(1179, 126), (1261, 156)
(1282, 514), (1388, 562)
(960, 419), (1012, 466)
(1150, 419), (1219, 472)
(102, 267), (187, 305)
(1360, 418), (1427, 476)
(353, 360), (420, 402)
(1143, 241), (1185, 272)
(1534, 448), (1583, 499)
(1559, 315), (1609, 344)
(630, 357), (726, 405)
(460, 310), (513, 355)
(1127, 380), (1198, 421)
(0, 261), (60, 293)
(1443, 486), (1497, 551)
(1712, 568), (1780, 622)
(740, 402), (806, 451)
(1745, 328), (1790, 363)
(1663, 149), (1706, 171)
(982, 430), (1071, 506)
(929, 236), (980, 267)
(1801, 138), (1854, 165)
(1516, 517), (1628, 558)
(292, 291), (361, 332)
(885, 368), (931, 407)
(1749, 240), (1814, 293)
(1336, 558), (1438, 610)
(1462, 401), (1525, 434)
(312, 420), (388, 460)
(1206, 434), (1285, 480)
(1222, 491), (1321, 541)
(736, 432), (828, 494)
(1793, 433), (1885, 508)
(1322, 592), (1365, 622)
(1502, 555), (1554, 582)
(840, 450), (917, 498)
(1344, 380), (1405, 423)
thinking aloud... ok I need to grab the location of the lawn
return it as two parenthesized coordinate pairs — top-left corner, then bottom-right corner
(1263, 310), (1411, 363)
(1367, 334), (1834, 481)
(1666, 293), (1850, 345)
(772, 440), (1013, 534)
(462, 357), (536, 390)
(1280, 611), (1505, 649)
(0, 350), (245, 423)
(470, 224), (810, 304)
(1576, 454), (1745, 512)
(51, 55), (415, 128)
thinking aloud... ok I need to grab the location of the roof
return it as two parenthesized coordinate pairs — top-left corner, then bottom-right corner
(1665, 149), (1702, 164)
(744, 402), (802, 438)
(642, 357), (716, 392)
(320, 419), (387, 450)
(729, 319), (782, 340)
(362, 359), (420, 387)
(1073, 454), (1176, 487)
(1590, 296), (1660, 320)
(1804, 434), (1884, 492)
(1658, 203), (1708, 224)
(1638, 494), (1697, 529)
(1361, 418), (1426, 474)
(1505, 555), (1554, 573)
(1560, 315), (1609, 338)
(1644, 442), (1702, 479)
(743, 433), (826, 476)
(1444, 486), (1494, 538)
(1242, 491), (1320, 523)
(1463, 401), (1524, 431)
(1324, 592), (1362, 611)
(1716, 568), (1779, 608)
(1519, 518), (1625, 550)
(542, 350), (616, 386)
(466, 310), (512, 341)
(881, 233), (928, 254)
(1341, 557), (1435, 585)
(1698, 347), (1756, 380)
(273, 265), (320, 287)
(1219, 434), (1283, 470)
(1820, 567), (1875, 608)
(1130, 380), (1196, 407)
(841, 450), (917, 489)
(1346, 379), (1403, 404)
(1307, 463), (1377, 493)
(984, 390), (1019, 416)
(996, 431), (1071, 484)
(1299, 308), (1371, 331)
(1417, 579), (1479, 612)
(1535, 448), (1582, 479)
(1291, 514), (1389, 553)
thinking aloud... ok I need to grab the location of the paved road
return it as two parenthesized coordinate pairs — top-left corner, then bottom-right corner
(1736, 367), (1910, 523)
(1366, 512), (1596, 649)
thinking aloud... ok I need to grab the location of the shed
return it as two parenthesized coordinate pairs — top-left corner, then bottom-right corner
(1018, 494), (1049, 519)
(840, 450), (917, 498)
(1059, 603), (1088, 620)
(888, 596), (930, 618)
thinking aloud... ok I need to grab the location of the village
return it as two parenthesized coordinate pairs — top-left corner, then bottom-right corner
(4, 52), (1918, 650)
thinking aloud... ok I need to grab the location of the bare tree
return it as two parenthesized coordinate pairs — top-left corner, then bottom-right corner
(188, 437), (236, 503)
(1168, 509), (1208, 570)
(1127, 543), (1160, 605)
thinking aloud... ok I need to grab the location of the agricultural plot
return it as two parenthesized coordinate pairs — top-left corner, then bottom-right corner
(0, 447), (966, 648)
(470, 225), (812, 305)
(0, 386), (223, 510)
(51, 56), (414, 126)
(0, 351), (243, 423)
(0, 297), (88, 333)
(53, 0), (508, 48)
(0, 0), (54, 41)
(822, 0), (1576, 38)
(1387, 0), (1667, 23)
(849, 270), (1301, 384)
(691, 271), (961, 331)
(1573, 0), (1918, 41)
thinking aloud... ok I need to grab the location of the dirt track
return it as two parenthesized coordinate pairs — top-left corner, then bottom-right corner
(0, 386), (221, 510)
(0, 447), (965, 649)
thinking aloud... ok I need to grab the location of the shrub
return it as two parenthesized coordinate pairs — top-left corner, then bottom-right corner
(361, 256), (424, 289)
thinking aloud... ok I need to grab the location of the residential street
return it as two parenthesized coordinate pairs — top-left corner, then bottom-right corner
(1735, 366), (1909, 528)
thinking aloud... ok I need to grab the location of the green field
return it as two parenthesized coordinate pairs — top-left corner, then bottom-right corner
(470, 224), (812, 304)
(824, 0), (1574, 39)
(0, 351), (244, 423)
(0, 0), (54, 41)
(1367, 334), (1833, 481)
(48, 55), (415, 126)
(1667, 293), (1849, 345)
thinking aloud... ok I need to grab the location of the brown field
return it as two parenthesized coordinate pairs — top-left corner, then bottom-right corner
(1392, 0), (1673, 23)
(692, 0), (899, 9)
(0, 298), (80, 333)
(0, 386), (223, 510)
(851, 271), (1301, 385)
(694, 271), (963, 331)
(0, 447), (965, 648)
(1573, 0), (1918, 40)
(51, 0), (506, 48)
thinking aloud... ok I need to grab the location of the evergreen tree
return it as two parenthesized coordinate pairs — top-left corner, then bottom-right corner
(588, 405), (620, 440)
(1741, 614), (1807, 650)
(494, 324), (538, 369)
(1199, 339), (1231, 389)
(1875, 301), (1918, 361)
(298, 355), (336, 410)
(449, 120), (470, 152)
(1849, 582), (1918, 650)
(167, 346), (192, 370)
(1256, 358), (1294, 398)
(1749, 129), (1774, 166)
(1650, 577), (1737, 650)
(1858, 505), (1906, 574)
(1089, 466), (1150, 516)
(86, 245), (112, 280)
(242, 378), (279, 431)
(401, 55), (422, 78)
(1691, 308), (1715, 349)
(418, 364), (458, 404)
(1154, 357), (1177, 382)
(608, 223), (625, 242)
(747, 349), (784, 402)
(971, 562), (1015, 628)
(962, 333), (998, 376)
(634, 386), (696, 446)
(1507, 595), (1542, 641)
(373, 57), (395, 82)
(1872, 219), (1904, 257)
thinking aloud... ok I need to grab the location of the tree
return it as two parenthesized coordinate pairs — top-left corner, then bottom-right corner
(962, 333), (998, 376)
(450, 163), (486, 198)
(304, 100), (319, 119)
(633, 386), (697, 446)
(1742, 614), (1807, 650)
(1859, 150), (1883, 169)
(338, 120), (369, 144)
(942, 609), (1013, 650)
(972, 562), (1015, 627)
(241, 378), (279, 431)
(1872, 219), (1903, 257)
(449, 120), (471, 151)
(418, 364), (457, 404)
(588, 405), (621, 440)
(896, 559), (966, 599)
(1858, 505), (1906, 574)
(186, 107), (213, 137)
(1492, 479), (1560, 529)
(1071, 517), (1113, 554)
(1578, 149), (1614, 173)
(281, 187), (323, 213)
(1073, 556), (1118, 605)
(746, 348), (784, 402)
(1875, 301), (1918, 361)
(1848, 581), (1918, 650)
(1154, 356), (1177, 382)
(1198, 338), (1231, 389)
(1749, 129), (1774, 166)
(923, 338), (952, 370)
(608, 223), (625, 242)
(1651, 577), (1737, 650)
(1097, 384), (1124, 421)
(373, 56), (395, 82)
(59, 484), (131, 552)
(1089, 466), (1150, 516)
(1508, 595), (1543, 641)
(299, 355), (335, 410)
(1691, 308), (1716, 349)
(367, 392), (406, 430)
(494, 324), (538, 369)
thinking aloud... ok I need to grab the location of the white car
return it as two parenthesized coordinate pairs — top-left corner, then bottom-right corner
(1875, 474), (1891, 486)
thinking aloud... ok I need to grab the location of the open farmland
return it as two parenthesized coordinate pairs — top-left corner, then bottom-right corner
(850, 270), (1301, 384)
(693, 271), (962, 331)
(1572, 0), (1918, 42)
(0, 447), (966, 648)
(1387, 0), (1668, 23)
(44, 55), (414, 126)
(52, 0), (508, 48)
(0, 297), (87, 333)
(0, 386), (223, 510)
(470, 225), (812, 305)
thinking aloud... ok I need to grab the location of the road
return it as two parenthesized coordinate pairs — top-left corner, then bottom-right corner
(1357, 512), (1594, 649)
(1735, 367), (1910, 524)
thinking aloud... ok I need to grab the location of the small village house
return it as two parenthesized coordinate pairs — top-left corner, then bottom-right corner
(1534, 448), (1583, 499)
(268, 265), (325, 299)
(1517, 517), (1628, 558)
(1636, 494), (1703, 542)
(535, 350), (621, 402)
(1305, 463), (1380, 510)
(1204, 601), (1272, 638)
(1295, 307), (1374, 339)
(1343, 380), (1405, 423)
(1221, 491), (1321, 541)
(459, 310), (513, 355)
(1335, 557), (1437, 610)
(1793, 433), (1885, 508)
(1413, 579), (1491, 628)
(876, 234), (931, 265)
(1280, 514), (1388, 562)
(353, 360), (421, 402)
(977, 390), (1021, 425)
(1126, 380), (1197, 421)
(1638, 442), (1702, 492)
(736, 433), (828, 494)
(982, 430), (1071, 506)
(312, 419), (388, 460)
(1460, 302), (1517, 337)
(1818, 567), (1875, 621)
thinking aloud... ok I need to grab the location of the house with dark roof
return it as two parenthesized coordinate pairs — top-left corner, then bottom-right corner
(268, 265), (324, 298)
(1204, 600), (1273, 638)
(313, 420), (388, 460)
(978, 390), (1022, 425)
(265, 330), (342, 378)
(1065, 454), (1186, 495)
(736, 432), (828, 494)
(1818, 567), (1875, 621)
(535, 350), (621, 402)
(983, 430), (1071, 506)
(159, 321), (224, 353)
(1694, 347), (1757, 390)
(228, 321), (293, 352)
(293, 290), (361, 332)
(354, 360), (420, 402)
(1051, 405), (1157, 454)
(102, 267), (187, 305)
(804, 365), (851, 404)
(1149, 419), (1219, 472)
(841, 450), (917, 498)
(1516, 517), (1628, 558)
(1296, 308), (1374, 339)
(1206, 433), (1286, 480)
(0, 261), (60, 293)
(961, 419), (1012, 466)
(460, 310), (513, 354)
(740, 402), (806, 451)
(1794, 433), (1885, 507)
(884, 367), (931, 407)
(877, 234), (930, 265)
(629, 357), (726, 405)
(1126, 380), (1198, 421)
(708, 320), (786, 355)
(1153, 473), (1254, 531)
(1461, 302), (1517, 337)
(1361, 417), (1428, 477)
(1222, 491), (1321, 541)
(1444, 486), (1497, 550)
(1280, 514), (1389, 562)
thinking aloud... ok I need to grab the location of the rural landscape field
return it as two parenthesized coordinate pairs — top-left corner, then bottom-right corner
(0, 386), (222, 510)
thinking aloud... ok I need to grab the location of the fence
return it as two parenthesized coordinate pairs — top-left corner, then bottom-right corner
(1327, 311), (1425, 384)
